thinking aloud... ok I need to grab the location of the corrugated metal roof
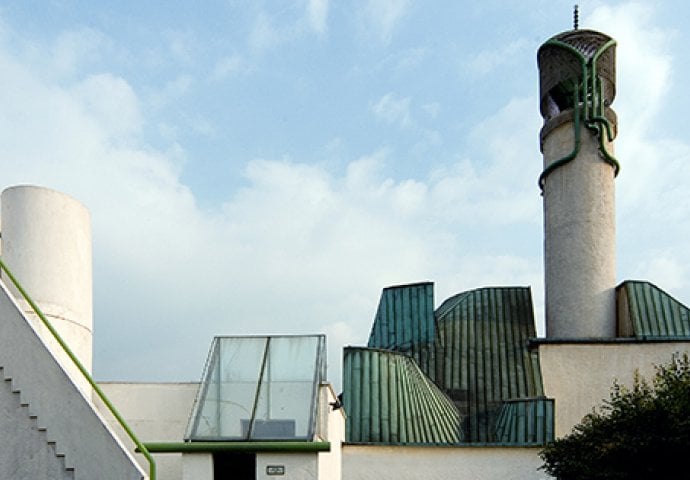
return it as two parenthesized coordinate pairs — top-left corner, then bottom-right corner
(367, 282), (435, 374)
(345, 283), (553, 445)
(617, 280), (690, 337)
(494, 397), (554, 445)
(343, 346), (461, 444)
(433, 286), (544, 442)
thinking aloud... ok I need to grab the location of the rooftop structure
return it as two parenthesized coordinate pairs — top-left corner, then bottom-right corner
(343, 283), (551, 445)
(186, 335), (327, 442)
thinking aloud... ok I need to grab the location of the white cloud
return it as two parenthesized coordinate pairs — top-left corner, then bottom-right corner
(249, 12), (282, 52)
(146, 74), (193, 109)
(371, 92), (413, 128)
(461, 96), (542, 225)
(359, 0), (411, 44)
(70, 74), (142, 141)
(633, 252), (687, 291)
(395, 47), (426, 69)
(0, 20), (547, 385)
(378, 47), (427, 71)
(165, 29), (197, 65)
(307, 0), (329, 35)
(422, 102), (440, 119)
(468, 39), (529, 76)
(248, 2), (330, 52)
(211, 53), (247, 81)
(51, 28), (111, 77)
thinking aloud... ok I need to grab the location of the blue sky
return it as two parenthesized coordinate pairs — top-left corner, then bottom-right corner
(1, 1), (689, 389)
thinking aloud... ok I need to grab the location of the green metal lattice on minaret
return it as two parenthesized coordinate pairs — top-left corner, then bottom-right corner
(537, 7), (620, 190)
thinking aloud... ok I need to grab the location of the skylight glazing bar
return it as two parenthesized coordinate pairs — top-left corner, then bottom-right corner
(247, 337), (271, 440)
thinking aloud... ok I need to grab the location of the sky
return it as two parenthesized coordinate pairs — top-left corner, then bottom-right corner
(1, 0), (689, 390)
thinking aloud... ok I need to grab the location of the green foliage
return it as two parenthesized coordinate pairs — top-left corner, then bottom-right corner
(539, 353), (690, 479)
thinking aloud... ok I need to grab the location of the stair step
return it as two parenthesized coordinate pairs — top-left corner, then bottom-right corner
(1, 368), (77, 479)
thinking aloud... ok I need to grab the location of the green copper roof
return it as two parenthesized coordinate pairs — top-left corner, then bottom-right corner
(343, 346), (461, 444)
(617, 280), (690, 337)
(343, 283), (553, 446)
(367, 282), (435, 373)
(434, 286), (544, 442)
(494, 397), (554, 445)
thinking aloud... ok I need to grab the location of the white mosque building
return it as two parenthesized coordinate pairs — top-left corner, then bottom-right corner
(1, 21), (689, 480)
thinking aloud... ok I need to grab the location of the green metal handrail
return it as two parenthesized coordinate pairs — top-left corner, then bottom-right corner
(141, 441), (331, 453)
(0, 258), (156, 480)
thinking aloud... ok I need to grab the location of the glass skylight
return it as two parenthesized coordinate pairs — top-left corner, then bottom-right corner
(185, 335), (326, 441)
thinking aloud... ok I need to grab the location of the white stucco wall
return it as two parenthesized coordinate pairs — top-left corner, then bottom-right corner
(95, 381), (344, 480)
(182, 453), (213, 480)
(257, 452), (318, 480)
(317, 383), (345, 480)
(539, 341), (690, 437)
(95, 381), (200, 480)
(342, 445), (547, 480)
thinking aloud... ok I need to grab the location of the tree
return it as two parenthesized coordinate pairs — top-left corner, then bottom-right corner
(539, 353), (690, 479)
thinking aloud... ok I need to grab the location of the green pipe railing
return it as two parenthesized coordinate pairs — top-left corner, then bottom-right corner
(141, 441), (331, 453)
(538, 37), (620, 191)
(0, 258), (156, 480)
(585, 39), (620, 175)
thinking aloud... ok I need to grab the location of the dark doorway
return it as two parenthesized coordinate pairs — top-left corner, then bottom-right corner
(213, 452), (256, 480)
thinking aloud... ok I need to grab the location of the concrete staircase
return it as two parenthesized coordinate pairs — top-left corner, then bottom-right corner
(0, 367), (75, 480)
(0, 279), (146, 480)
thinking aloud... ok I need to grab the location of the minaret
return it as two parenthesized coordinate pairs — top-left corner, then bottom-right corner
(537, 14), (619, 339)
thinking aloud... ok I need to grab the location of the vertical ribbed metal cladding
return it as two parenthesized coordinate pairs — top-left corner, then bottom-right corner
(494, 397), (554, 445)
(433, 287), (544, 443)
(342, 346), (461, 444)
(367, 282), (436, 374)
(617, 280), (690, 337)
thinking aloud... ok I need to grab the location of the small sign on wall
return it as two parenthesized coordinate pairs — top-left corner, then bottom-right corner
(266, 465), (286, 476)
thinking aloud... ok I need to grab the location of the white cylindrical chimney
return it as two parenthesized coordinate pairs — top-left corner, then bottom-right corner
(1, 185), (93, 394)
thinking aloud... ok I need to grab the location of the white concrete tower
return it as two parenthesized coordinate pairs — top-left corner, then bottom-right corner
(538, 27), (619, 338)
(0, 185), (93, 393)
